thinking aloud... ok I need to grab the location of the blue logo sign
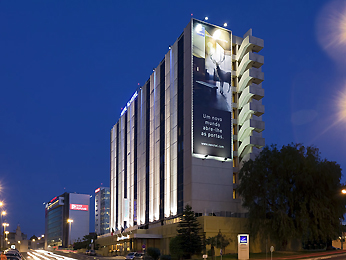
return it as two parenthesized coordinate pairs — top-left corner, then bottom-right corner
(195, 24), (205, 37)
(240, 236), (247, 243)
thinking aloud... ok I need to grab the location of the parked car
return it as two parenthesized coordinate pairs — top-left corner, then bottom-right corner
(4, 253), (21, 260)
(4, 250), (22, 260)
(134, 253), (144, 260)
(88, 250), (96, 256)
(85, 250), (96, 256)
(4, 256), (21, 260)
(126, 252), (142, 260)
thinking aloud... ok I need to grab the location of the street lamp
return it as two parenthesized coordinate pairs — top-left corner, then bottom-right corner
(5, 230), (9, 248)
(2, 222), (9, 249)
(67, 219), (73, 247)
(341, 189), (346, 249)
(0, 203), (4, 249)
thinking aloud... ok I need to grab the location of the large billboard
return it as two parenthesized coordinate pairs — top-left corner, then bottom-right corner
(192, 21), (233, 158)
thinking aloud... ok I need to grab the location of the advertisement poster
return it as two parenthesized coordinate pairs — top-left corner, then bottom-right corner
(192, 21), (233, 158)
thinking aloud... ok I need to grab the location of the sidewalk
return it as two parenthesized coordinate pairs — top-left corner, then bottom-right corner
(251, 250), (346, 260)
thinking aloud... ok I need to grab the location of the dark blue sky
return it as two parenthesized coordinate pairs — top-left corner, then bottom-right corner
(1, 0), (345, 238)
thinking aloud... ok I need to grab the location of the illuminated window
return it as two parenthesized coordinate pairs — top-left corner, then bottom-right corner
(233, 173), (236, 184)
(233, 189), (236, 199)
(233, 157), (238, 167)
(233, 125), (237, 135)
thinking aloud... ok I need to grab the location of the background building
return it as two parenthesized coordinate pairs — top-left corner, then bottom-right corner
(95, 187), (110, 235)
(6, 225), (28, 251)
(108, 18), (264, 254)
(45, 192), (90, 248)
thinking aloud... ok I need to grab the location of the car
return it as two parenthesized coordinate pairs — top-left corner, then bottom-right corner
(4, 250), (22, 260)
(88, 250), (96, 256)
(126, 252), (142, 260)
(134, 253), (144, 260)
(4, 256), (21, 260)
(85, 250), (96, 256)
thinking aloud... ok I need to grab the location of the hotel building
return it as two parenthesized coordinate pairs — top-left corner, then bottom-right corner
(108, 18), (264, 253)
(45, 192), (90, 248)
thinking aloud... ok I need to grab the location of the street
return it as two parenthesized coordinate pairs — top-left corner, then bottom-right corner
(24, 251), (78, 260)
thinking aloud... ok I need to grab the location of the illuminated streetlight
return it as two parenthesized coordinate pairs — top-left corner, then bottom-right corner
(0, 209), (5, 249)
(5, 230), (9, 244)
(342, 189), (346, 194)
(223, 23), (228, 27)
(67, 219), (73, 247)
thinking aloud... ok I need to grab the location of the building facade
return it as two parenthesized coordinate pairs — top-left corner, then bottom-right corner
(95, 187), (110, 235)
(110, 18), (264, 242)
(45, 192), (90, 248)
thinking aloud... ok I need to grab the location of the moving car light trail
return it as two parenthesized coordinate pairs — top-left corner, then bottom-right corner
(27, 250), (77, 260)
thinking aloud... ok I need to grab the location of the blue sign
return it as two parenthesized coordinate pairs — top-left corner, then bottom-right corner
(195, 24), (205, 37)
(240, 236), (247, 244)
(120, 91), (138, 116)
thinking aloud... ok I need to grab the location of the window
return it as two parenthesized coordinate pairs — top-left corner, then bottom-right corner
(233, 189), (236, 199)
(232, 77), (236, 87)
(233, 157), (238, 167)
(232, 109), (237, 119)
(232, 45), (237, 55)
(233, 173), (236, 184)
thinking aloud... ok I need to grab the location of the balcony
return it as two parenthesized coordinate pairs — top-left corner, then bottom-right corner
(238, 136), (265, 158)
(238, 68), (264, 93)
(237, 52), (264, 78)
(238, 119), (265, 142)
(236, 35), (264, 62)
(238, 84), (264, 109)
(238, 102), (265, 125)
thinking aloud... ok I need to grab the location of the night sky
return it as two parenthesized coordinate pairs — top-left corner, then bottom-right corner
(1, 0), (346, 238)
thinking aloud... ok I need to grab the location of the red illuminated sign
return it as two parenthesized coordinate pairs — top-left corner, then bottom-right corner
(50, 196), (57, 203)
(95, 188), (100, 193)
(70, 204), (89, 211)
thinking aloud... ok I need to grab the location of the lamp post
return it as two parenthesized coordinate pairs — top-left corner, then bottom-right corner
(67, 219), (73, 247)
(2, 222), (9, 249)
(0, 202), (4, 249)
(341, 189), (346, 250)
(2, 223), (10, 250)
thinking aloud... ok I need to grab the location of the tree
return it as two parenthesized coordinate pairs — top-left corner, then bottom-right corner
(147, 247), (160, 260)
(238, 144), (346, 249)
(30, 235), (38, 241)
(73, 233), (99, 250)
(169, 236), (184, 260)
(173, 204), (203, 259)
(206, 230), (231, 258)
